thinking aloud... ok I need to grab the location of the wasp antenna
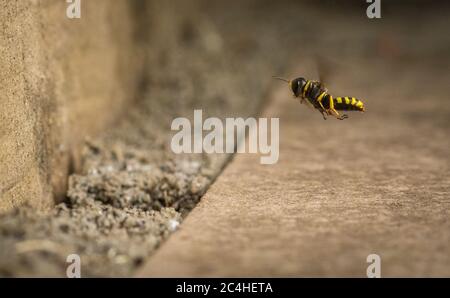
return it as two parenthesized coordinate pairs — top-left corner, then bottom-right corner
(272, 76), (290, 83)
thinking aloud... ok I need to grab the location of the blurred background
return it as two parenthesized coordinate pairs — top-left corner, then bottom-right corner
(0, 0), (449, 277)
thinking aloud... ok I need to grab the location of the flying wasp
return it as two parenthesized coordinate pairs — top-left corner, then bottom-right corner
(274, 76), (365, 120)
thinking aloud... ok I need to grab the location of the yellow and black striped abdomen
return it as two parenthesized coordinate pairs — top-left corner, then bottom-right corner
(334, 96), (365, 112)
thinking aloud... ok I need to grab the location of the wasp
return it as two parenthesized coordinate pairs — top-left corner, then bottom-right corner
(274, 76), (365, 120)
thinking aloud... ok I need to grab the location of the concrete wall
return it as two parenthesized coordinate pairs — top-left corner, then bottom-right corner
(0, 0), (145, 212)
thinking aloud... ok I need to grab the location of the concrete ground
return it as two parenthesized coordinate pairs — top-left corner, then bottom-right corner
(138, 57), (450, 277)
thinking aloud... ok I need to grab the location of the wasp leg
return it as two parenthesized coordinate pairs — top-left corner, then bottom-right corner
(320, 110), (327, 120)
(318, 101), (326, 111)
(328, 108), (348, 120)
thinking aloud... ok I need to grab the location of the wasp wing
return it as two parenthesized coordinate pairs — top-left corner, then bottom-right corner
(314, 53), (339, 90)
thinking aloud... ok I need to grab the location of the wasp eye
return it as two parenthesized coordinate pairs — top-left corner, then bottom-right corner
(291, 78), (299, 95)
(291, 77), (305, 97)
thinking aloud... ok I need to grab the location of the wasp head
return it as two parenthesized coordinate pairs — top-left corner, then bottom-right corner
(290, 77), (306, 97)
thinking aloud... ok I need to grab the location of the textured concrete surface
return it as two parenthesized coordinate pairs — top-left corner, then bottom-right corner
(138, 57), (450, 277)
(0, 0), (146, 211)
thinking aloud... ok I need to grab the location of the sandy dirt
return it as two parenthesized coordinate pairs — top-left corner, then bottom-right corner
(1, 1), (449, 277)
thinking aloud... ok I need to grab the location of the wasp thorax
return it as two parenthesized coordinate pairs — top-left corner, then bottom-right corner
(290, 77), (306, 97)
